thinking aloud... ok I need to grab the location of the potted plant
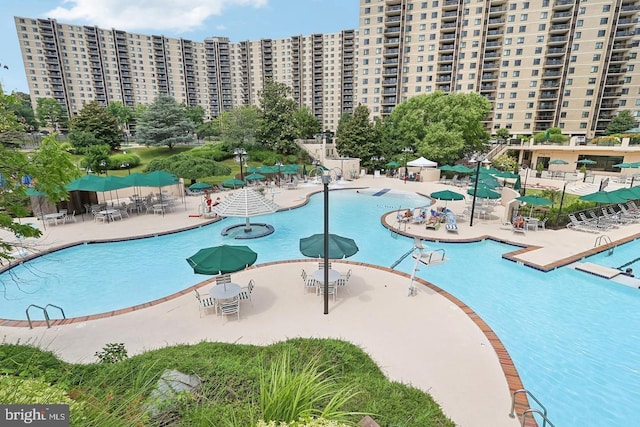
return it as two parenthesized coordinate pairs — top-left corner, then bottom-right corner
(536, 162), (544, 178)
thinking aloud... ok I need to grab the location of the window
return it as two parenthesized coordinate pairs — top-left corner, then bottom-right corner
(580, 123), (587, 129)
(597, 30), (606, 37)
(600, 18), (608, 25)
(517, 37), (525, 44)
(590, 66), (598, 73)
(535, 47), (542, 54)
(528, 91), (535, 98)
(584, 100), (591, 107)
(508, 103), (515, 109)
(586, 89), (594, 95)
(518, 26), (526, 33)
(595, 42), (603, 49)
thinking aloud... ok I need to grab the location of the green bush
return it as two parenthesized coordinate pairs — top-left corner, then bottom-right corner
(95, 343), (128, 364)
(108, 153), (141, 169)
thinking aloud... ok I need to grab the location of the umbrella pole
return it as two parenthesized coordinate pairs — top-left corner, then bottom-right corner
(323, 176), (330, 315)
(245, 217), (252, 232)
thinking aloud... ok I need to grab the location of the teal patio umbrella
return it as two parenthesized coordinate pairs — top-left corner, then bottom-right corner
(430, 189), (465, 208)
(467, 187), (501, 199)
(223, 178), (246, 188)
(439, 165), (455, 171)
(579, 190), (628, 204)
(451, 164), (474, 174)
(299, 233), (359, 259)
(189, 182), (212, 191)
(386, 161), (401, 168)
(186, 244), (257, 276)
(549, 159), (569, 165)
(244, 173), (266, 181)
(576, 159), (597, 165)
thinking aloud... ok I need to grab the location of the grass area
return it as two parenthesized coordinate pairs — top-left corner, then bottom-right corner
(0, 339), (455, 427)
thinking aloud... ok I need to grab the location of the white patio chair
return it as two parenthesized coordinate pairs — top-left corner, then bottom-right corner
(301, 269), (317, 293)
(64, 210), (77, 224)
(219, 296), (240, 322)
(336, 269), (352, 294)
(238, 279), (255, 304)
(317, 282), (337, 301)
(194, 289), (216, 317)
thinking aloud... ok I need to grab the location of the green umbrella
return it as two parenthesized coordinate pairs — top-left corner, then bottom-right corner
(246, 166), (260, 173)
(451, 164), (474, 174)
(299, 233), (359, 259)
(610, 187), (640, 201)
(139, 170), (178, 187)
(189, 182), (213, 190)
(516, 195), (553, 217)
(439, 165), (455, 171)
(244, 173), (266, 181)
(430, 189), (465, 208)
(186, 244), (257, 275)
(25, 188), (46, 196)
(467, 187), (501, 199)
(549, 159), (569, 165)
(576, 159), (597, 165)
(579, 190), (628, 204)
(386, 161), (401, 168)
(613, 162), (635, 169)
(222, 178), (246, 188)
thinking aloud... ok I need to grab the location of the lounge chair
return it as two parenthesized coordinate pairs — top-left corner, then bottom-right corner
(411, 208), (427, 224)
(445, 213), (458, 233)
(425, 213), (440, 230)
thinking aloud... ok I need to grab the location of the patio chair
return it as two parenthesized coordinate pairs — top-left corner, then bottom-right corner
(317, 281), (337, 301)
(219, 296), (240, 322)
(194, 289), (216, 317)
(318, 261), (332, 270)
(336, 269), (352, 294)
(301, 269), (317, 293)
(111, 210), (123, 221)
(411, 208), (427, 224)
(445, 213), (458, 233)
(63, 210), (77, 224)
(537, 217), (548, 230)
(238, 279), (255, 304)
(216, 274), (232, 286)
(93, 211), (107, 223)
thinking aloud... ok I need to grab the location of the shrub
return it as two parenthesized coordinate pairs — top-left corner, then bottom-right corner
(0, 376), (88, 418)
(95, 343), (128, 364)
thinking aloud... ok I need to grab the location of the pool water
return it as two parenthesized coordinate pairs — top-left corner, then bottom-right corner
(1, 189), (639, 426)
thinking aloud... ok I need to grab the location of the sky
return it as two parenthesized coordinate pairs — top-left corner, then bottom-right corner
(0, 0), (359, 94)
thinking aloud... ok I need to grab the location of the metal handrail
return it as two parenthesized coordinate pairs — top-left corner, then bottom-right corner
(510, 389), (550, 427)
(594, 235), (614, 255)
(25, 304), (66, 329)
(427, 248), (446, 264)
(521, 408), (556, 427)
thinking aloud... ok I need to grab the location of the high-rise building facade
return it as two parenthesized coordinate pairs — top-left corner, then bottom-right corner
(358, 0), (639, 137)
(14, 1), (640, 137)
(14, 16), (357, 131)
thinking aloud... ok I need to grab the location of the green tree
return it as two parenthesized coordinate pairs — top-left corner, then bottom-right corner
(135, 95), (196, 150)
(219, 105), (260, 148)
(36, 98), (68, 131)
(256, 79), (298, 154)
(385, 91), (491, 165)
(533, 127), (567, 144)
(184, 105), (205, 126)
(293, 106), (321, 139)
(335, 105), (380, 167)
(146, 154), (231, 182)
(8, 92), (39, 132)
(82, 144), (111, 174)
(495, 127), (511, 141)
(605, 110), (637, 135)
(69, 101), (122, 151)
(105, 101), (133, 134)
(197, 120), (221, 140)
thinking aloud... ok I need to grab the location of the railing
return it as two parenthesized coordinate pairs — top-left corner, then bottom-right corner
(594, 235), (613, 255)
(510, 388), (554, 427)
(26, 304), (66, 329)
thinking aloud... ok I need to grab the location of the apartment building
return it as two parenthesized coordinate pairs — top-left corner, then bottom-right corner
(14, 16), (357, 131)
(357, 0), (640, 138)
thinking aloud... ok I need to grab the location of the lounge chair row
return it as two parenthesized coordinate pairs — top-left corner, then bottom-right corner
(567, 202), (640, 233)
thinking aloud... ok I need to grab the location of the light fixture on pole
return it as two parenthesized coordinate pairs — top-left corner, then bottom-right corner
(469, 155), (490, 227)
(275, 161), (283, 187)
(402, 147), (413, 184)
(321, 173), (331, 315)
(521, 166), (528, 196)
(121, 162), (130, 175)
(234, 148), (247, 181)
(100, 160), (108, 176)
(370, 156), (384, 174)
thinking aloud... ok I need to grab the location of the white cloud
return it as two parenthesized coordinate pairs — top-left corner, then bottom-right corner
(46, 0), (267, 33)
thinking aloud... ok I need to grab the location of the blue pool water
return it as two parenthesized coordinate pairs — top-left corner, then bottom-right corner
(1, 189), (639, 426)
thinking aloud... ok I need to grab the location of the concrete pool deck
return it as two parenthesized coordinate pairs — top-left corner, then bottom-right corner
(2, 174), (640, 426)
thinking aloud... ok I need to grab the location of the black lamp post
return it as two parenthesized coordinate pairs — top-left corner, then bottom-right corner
(100, 160), (108, 176)
(321, 173), (331, 315)
(402, 147), (413, 184)
(469, 155), (488, 227)
(521, 166), (528, 196)
(234, 148), (247, 181)
(121, 162), (130, 175)
(555, 181), (568, 227)
(275, 161), (283, 187)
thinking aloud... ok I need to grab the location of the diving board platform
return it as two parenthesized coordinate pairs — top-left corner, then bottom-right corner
(573, 262), (621, 279)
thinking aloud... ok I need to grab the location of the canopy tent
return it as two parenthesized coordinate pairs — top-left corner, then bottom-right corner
(407, 157), (438, 168)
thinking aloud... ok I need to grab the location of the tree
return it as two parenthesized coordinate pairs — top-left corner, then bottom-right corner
(385, 91), (491, 165)
(533, 127), (567, 144)
(335, 105), (380, 166)
(184, 105), (205, 126)
(219, 106), (260, 149)
(605, 110), (637, 135)
(495, 127), (511, 141)
(82, 144), (111, 174)
(105, 101), (133, 134)
(256, 79), (298, 154)
(293, 107), (321, 139)
(0, 134), (79, 262)
(135, 95), (196, 150)
(69, 101), (122, 151)
(146, 154), (231, 182)
(36, 98), (68, 131)
(8, 92), (38, 132)
(197, 120), (221, 140)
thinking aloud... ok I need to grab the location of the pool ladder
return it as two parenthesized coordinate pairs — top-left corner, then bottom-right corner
(26, 304), (66, 329)
(594, 235), (614, 256)
(509, 389), (555, 427)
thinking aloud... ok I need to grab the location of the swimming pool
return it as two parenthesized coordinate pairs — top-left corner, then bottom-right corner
(1, 189), (639, 426)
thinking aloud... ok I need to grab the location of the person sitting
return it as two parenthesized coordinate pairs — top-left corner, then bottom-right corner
(622, 268), (634, 277)
(403, 209), (413, 219)
(212, 197), (221, 207)
(512, 215), (525, 229)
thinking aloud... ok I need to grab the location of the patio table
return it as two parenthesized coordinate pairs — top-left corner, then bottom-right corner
(209, 283), (241, 300)
(43, 212), (65, 225)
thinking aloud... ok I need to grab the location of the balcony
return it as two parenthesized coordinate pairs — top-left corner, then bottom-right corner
(546, 47), (565, 56)
(545, 59), (564, 67)
(488, 18), (505, 25)
(548, 36), (568, 44)
(538, 102), (556, 110)
(385, 38), (400, 46)
(384, 48), (400, 56)
(482, 73), (498, 80)
(439, 55), (454, 62)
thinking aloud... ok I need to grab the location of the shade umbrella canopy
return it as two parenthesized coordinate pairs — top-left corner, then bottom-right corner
(222, 178), (246, 188)
(386, 161), (401, 168)
(576, 159), (597, 165)
(451, 164), (474, 174)
(139, 170), (179, 187)
(439, 165), (454, 171)
(407, 157), (438, 168)
(244, 173), (266, 181)
(430, 189), (465, 201)
(25, 188), (46, 196)
(610, 187), (640, 200)
(516, 195), (553, 217)
(549, 159), (569, 165)
(189, 182), (213, 190)
(213, 188), (280, 218)
(299, 233), (359, 259)
(186, 244), (257, 275)
(467, 187), (501, 199)
(579, 190), (628, 204)
(613, 162), (636, 169)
